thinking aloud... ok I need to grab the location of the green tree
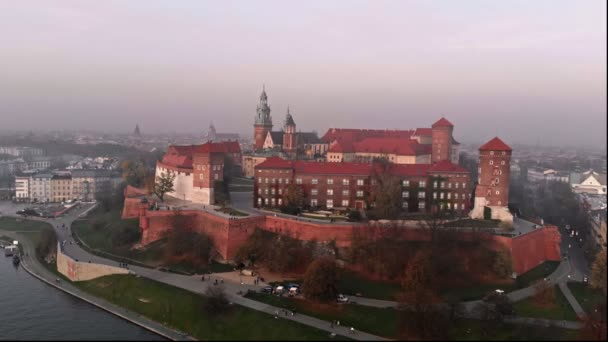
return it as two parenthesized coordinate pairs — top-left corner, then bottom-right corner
(153, 170), (175, 202)
(302, 256), (341, 302)
(591, 250), (607, 295)
(283, 183), (304, 208)
(121, 159), (149, 187)
(203, 284), (230, 315)
(36, 228), (57, 262)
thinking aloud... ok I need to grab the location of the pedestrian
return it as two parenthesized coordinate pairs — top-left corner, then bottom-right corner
(337, 320), (340, 326)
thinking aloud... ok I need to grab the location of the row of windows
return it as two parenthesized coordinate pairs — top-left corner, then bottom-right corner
(195, 164), (222, 171)
(430, 192), (471, 200)
(432, 181), (467, 189)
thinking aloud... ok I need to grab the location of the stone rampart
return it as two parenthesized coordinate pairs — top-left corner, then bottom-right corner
(56, 243), (129, 281)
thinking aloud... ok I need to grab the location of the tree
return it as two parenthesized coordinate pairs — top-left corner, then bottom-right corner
(591, 250), (607, 295)
(493, 248), (513, 278)
(401, 250), (435, 294)
(302, 256), (340, 302)
(283, 183), (304, 208)
(121, 159), (149, 187)
(36, 228), (57, 262)
(203, 284), (230, 315)
(153, 170), (175, 202)
(370, 172), (402, 219)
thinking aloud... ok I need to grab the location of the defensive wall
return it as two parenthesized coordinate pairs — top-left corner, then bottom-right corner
(128, 198), (560, 274)
(57, 242), (129, 281)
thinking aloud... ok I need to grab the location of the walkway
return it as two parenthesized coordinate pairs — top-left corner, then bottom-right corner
(0, 228), (191, 341)
(6, 205), (386, 341)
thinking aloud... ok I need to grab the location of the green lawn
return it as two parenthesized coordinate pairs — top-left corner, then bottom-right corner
(71, 207), (140, 252)
(567, 282), (606, 314)
(449, 319), (581, 341)
(338, 271), (401, 301)
(245, 292), (399, 338)
(440, 260), (561, 302)
(513, 285), (578, 321)
(76, 275), (349, 341)
(0, 217), (54, 231)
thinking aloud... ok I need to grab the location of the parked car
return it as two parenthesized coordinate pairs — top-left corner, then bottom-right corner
(337, 294), (349, 303)
(260, 286), (272, 294)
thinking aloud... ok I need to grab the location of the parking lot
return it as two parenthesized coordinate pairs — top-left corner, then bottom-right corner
(0, 201), (32, 217)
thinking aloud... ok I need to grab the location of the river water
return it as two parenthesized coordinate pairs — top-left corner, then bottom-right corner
(0, 255), (165, 340)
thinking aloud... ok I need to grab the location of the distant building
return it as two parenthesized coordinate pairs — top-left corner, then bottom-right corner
(134, 124), (141, 137)
(205, 122), (240, 142)
(470, 137), (513, 222)
(527, 168), (569, 183)
(71, 169), (113, 202)
(0, 146), (44, 158)
(15, 176), (30, 202)
(30, 173), (53, 203)
(51, 174), (72, 202)
(570, 170), (607, 194)
(260, 106), (323, 158)
(590, 209), (607, 249)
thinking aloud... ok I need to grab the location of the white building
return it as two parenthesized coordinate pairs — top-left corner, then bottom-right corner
(571, 170), (607, 195)
(14, 176), (30, 202)
(30, 173), (52, 202)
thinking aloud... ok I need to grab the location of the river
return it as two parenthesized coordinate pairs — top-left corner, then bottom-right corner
(0, 255), (165, 340)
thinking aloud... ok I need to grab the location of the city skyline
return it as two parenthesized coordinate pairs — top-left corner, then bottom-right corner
(1, 0), (606, 148)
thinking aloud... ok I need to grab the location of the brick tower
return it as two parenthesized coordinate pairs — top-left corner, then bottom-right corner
(283, 106), (296, 153)
(192, 143), (225, 205)
(253, 86), (273, 151)
(431, 117), (454, 162)
(470, 137), (513, 222)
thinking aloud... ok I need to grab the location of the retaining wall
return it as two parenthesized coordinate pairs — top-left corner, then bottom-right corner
(56, 243), (129, 281)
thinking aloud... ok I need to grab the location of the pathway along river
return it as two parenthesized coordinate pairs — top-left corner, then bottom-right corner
(0, 255), (165, 340)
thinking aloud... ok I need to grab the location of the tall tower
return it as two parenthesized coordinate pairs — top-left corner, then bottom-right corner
(207, 122), (217, 142)
(134, 124), (141, 137)
(431, 117), (454, 162)
(253, 86), (273, 150)
(283, 106), (296, 152)
(470, 137), (513, 222)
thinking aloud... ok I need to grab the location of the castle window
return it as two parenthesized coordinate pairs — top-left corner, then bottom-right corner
(496, 190), (500, 195)
(419, 181), (426, 188)
(279, 178), (282, 184)
(257, 198), (262, 205)
(326, 199), (333, 208)
(447, 193), (451, 199)
(357, 179), (364, 186)
(433, 181), (438, 188)
(278, 188), (282, 195)
(342, 200), (349, 207)
(462, 182), (466, 188)
(490, 151), (494, 155)
(214, 174), (218, 180)
(278, 198), (282, 205)
(312, 178), (318, 184)
(440, 192), (444, 199)
(265, 178), (268, 184)
(419, 201), (426, 209)
(501, 161), (505, 165)
(311, 189), (318, 196)
(419, 192), (426, 198)
(403, 202), (409, 209)
(271, 188), (275, 195)
(265, 189), (268, 194)
(199, 174), (204, 180)
(327, 178), (334, 185)
(327, 189), (334, 195)
(454, 193), (459, 200)
(403, 180), (410, 187)
(296, 178), (302, 184)
(271, 198), (275, 206)
(357, 190), (364, 197)
(502, 151), (506, 155)
(343, 179), (349, 186)
(447, 203), (451, 209)
(455, 182), (459, 189)
(461, 203), (465, 210)
(495, 178), (499, 184)
(258, 188), (262, 195)
(343, 190), (349, 196)
(433, 192), (437, 199)
(311, 199), (318, 206)
(402, 191), (409, 198)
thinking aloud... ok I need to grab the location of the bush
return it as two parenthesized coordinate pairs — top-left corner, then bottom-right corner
(347, 210), (362, 222)
(280, 205), (301, 215)
(111, 225), (141, 247)
(36, 228), (57, 262)
(203, 284), (229, 315)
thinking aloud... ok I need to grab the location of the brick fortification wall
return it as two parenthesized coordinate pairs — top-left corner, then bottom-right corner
(133, 202), (560, 274)
(57, 243), (129, 281)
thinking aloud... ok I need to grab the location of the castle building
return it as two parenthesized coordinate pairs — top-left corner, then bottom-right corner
(253, 157), (471, 212)
(470, 137), (513, 222)
(261, 107), (324, 157)
(322, 117), (460, 165)
(253, 87), (273, 151)
(205, 122), (241, 143)
(155, 141), (241, 205)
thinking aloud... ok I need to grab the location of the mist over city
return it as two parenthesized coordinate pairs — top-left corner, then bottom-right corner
(0, 1), (606, 341)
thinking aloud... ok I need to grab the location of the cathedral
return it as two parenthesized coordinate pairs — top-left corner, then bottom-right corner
(253, 87), (324, 158)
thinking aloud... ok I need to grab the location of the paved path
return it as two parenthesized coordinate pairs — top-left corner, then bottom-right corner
(558, 282), (587, 319)
(0, 228), (191, 341)
(5, 204), (385, 341)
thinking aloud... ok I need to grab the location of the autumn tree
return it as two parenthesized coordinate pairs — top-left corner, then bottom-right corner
(533, 280), (555, 307)
(401, 249), (435, 294)
(302, 256), (341, 302)
(154, 170), (175, 202)
(591, 250), (607, 295)
(493, 248), (513, 278)
(121, 159), (149, 187)
(36, 228), (57, 262)
(369, 173), (402, 219)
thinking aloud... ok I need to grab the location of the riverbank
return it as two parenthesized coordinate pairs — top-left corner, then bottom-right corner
(1, 228), (189, 341)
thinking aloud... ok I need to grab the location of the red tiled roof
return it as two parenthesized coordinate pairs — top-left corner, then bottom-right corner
(431, 117), (453, 127)
(352, 138), (429, 156)
(428, 160), (469, 173)
(321, 128), (414, 144)
(194, 140), (241, 154)
(388, 164), (431, 177)
(414, 128), (432, 136)
(328, 140), (354, 153)
(160, 141), (241, 169)
(255, 156), (294, 169)
(294, 161), (373, 175)
(479, 137), (512, 151)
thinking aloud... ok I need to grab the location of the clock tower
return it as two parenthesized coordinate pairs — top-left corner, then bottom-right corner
(253, 86), (273, 151)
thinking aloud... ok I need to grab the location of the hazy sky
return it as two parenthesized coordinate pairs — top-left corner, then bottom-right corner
(1, 1), (606, 147)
